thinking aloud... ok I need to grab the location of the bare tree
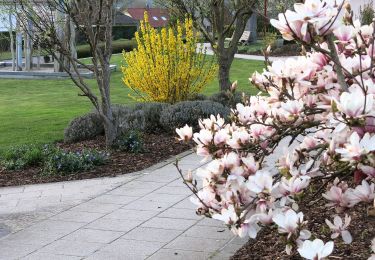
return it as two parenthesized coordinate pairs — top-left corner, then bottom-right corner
(0, 2), (16, 69)
(158, 0), (258, 91)
(15, 0), (118, 147)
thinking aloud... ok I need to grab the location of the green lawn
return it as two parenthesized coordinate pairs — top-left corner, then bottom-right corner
(0, 55), (264, 147)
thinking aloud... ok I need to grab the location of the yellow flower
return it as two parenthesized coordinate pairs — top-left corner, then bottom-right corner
(122, 12), (218, 104)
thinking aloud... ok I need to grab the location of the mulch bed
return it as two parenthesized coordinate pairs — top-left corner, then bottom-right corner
(231, 182), (375, 260)
(0, 134), (192, 187)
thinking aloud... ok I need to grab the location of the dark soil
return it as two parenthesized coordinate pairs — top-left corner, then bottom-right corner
(0, 134), (192, 187)
(231, 183), (375, 260)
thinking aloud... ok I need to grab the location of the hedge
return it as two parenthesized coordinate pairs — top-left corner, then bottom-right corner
(76, 39), (137, 58)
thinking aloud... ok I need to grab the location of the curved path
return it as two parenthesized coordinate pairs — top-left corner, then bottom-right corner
(0, 151), (247, 260)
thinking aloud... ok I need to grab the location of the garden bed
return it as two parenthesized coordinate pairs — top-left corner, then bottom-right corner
(0, 134), (191, 187)
(231, 182), (375, 260)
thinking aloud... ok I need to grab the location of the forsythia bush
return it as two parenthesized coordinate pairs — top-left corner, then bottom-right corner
(177, 1), (375, 259)
(122, 12), (217, 104)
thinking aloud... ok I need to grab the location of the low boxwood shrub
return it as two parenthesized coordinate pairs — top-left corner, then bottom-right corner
(209, 91), (244, 108)
(159, 100), (230, 132)
(43, 148), (109, 175)
(64, 113), (104, 143)
(113, 130), (144, 153)
(112, 105), (145, 135)
(0, 144), (44, 170)
(134, 102), (170, 133)
(186, 93), (208, 101)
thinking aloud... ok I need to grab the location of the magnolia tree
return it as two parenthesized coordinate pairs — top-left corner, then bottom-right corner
(176, 0), (375, 259)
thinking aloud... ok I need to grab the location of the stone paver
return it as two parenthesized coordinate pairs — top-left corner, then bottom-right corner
(0, 152), (248, 259)
(199, 42), (298, 62)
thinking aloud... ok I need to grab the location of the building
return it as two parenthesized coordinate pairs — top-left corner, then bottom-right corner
(124, 8), (169, 28)
(114, 11), (139, 26)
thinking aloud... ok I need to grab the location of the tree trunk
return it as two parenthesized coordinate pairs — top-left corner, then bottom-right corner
(16, 29), (22, 71)
(217, 53), (235, 91)
(9, 13), (15, 71)
(98, 58), (116, 147)
(103, 118), (117, 147)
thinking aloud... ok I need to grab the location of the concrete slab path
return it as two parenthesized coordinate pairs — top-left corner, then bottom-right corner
(0, 151), (247, 260)
(199, 43), (299, 62)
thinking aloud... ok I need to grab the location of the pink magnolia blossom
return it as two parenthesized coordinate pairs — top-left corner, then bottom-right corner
(176, 125), (193, 142)
(212, 205), (238, 225)
(247, 170), (275, 194)
(176, 0), (375, 251)
(281, 100), (305, 117)
(322, 184), (352, 208)
(334, 25), (356, 42)
(227, 129), (250, 149)
(279, 176), (311, 196)
(336, 132), (375, 161)
(298, 239), (334, 260)
(335, 91), (373, 118)
(222, 152), (240, 169)
(348, 180), (375, 204)
(370, 238), (375, 260)
(193, 129), (213, 145)
(241, 154), (258, 175)
(325, 215), (352, 244)
(273, 209), (304, 238)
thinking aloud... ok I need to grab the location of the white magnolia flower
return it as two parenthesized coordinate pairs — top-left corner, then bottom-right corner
(325, 215), (352, 244)
(193, 129), (213, 145)
(241, 154), (258, 175)
(336, 132), (375, 161)
(370, 238), (375, 260)
(279, 176), (311, 195)
(335, 91), (373, 118)
(247, 170), (274, 194)
(297, 239), (334, 260)
(176, 124), (193, 142)
(349, 180), (375, 204)
(212, 205), (238, 225)
(281, 100), (305, 116)
(273, 209), (304, 238)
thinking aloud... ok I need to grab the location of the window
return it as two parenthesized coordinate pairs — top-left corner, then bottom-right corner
(153, 16), (159, 21)
(161, 16), (167, 21)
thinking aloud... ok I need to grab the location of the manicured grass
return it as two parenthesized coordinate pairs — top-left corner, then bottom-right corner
(0, 54), (264, 147)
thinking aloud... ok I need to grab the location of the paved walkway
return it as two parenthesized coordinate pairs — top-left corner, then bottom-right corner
(199, 43), (298, 61)
(0, 151), (247, 260)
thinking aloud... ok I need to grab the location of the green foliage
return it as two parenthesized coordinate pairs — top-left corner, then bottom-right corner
(186, 93), (208, 101)
(77, 39), (137, 58)
(0, 55), (263, 148)
(133, 102), (170, 133)
(263, 32), (278, 48)
(0, 144), (108, 174)
(112, 25), (138, 40)
(43, 148), (109, 175)
(0, 144), (44, 170)
(113, 131), (144, 153)
(64, 113), (104, 143)
(209, 91), (244, 108)
(361, 1), (375, 25)
(112, 105), (145, 135)
(159, 100), (230, 132)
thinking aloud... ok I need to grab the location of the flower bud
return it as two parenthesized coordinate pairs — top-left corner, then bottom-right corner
(231, 80), (238, 92)
(184, 170), (193, 183)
